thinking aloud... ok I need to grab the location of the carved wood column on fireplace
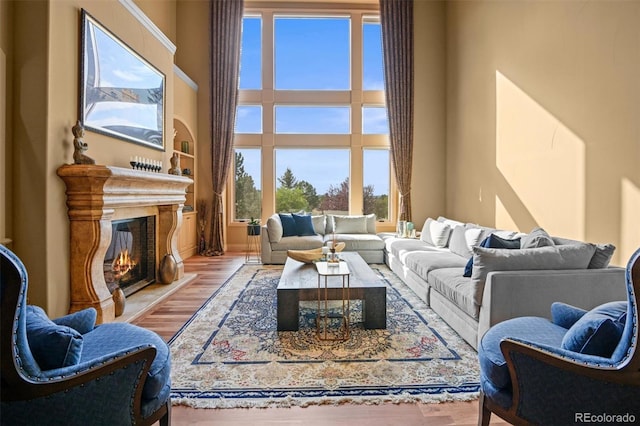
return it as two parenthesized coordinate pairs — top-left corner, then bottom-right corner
(57, 164), (193, 323)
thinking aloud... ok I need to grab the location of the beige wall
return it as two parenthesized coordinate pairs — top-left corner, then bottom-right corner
(175, 0), (213, 248)
(411, 0), (446, 227)
(446, 1), (640, 265)
(135, 0), (177, 44)
(10, 0), (175, 317)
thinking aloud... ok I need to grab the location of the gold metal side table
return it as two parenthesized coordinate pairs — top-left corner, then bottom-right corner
(245, 230), (261, 263)
(315, 260), (350, 341)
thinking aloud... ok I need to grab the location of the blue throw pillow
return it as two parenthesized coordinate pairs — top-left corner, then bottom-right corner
(292, 213), (316, 236)
(561, 301), (627, 357)
(551, 302), (588, 329)
(278, 213), (297, 237)
(26, 305), (83, 370)
(463, 234), (521, 277)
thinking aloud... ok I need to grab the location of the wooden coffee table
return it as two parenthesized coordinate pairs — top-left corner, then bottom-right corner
(276, 251), (386, 331)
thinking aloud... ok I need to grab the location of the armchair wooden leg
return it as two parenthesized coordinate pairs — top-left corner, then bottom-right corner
(159, 401), (171, 426)
(478, 391), (491, 426)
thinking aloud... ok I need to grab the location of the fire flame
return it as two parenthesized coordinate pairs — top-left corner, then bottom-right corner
(112, 249), (136, 277)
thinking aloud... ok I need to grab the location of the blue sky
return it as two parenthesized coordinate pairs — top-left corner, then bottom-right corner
(236, 16), (389, 196)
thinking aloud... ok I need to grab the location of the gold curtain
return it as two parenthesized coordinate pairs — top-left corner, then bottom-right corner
(207, 0), (244, 255)
(380, 0), (414, 222)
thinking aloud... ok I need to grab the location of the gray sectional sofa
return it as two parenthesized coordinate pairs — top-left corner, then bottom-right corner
(382, 216), (627, 349)
(261, 213), (385, 264)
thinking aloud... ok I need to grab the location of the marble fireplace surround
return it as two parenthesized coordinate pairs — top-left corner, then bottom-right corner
(57, 164), (193, 323)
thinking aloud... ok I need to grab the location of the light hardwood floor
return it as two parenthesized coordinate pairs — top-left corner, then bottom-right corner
(133, 253), (509, 426)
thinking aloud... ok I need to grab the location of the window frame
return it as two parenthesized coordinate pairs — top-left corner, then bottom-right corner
(230, 3), (396, 228)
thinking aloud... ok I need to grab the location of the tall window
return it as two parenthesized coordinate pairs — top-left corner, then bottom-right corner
(276, 149), (350, 214)
(233, 6), (392, 224)
(363, 149), (389, 220)
(234, 148), (261, 221)
(274, 17), (350, 90)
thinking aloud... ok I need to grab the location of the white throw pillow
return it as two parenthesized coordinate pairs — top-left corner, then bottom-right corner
(266, 214), (283, 243)
(437, 216), (464, 228)
(464, 228), (484, 250)
(333, 215), (368, 234)
(430, 221), (452, 248)
(365, 213), (376, 234)
(420, 218), (435, 245)
(311, 215), (325, 235)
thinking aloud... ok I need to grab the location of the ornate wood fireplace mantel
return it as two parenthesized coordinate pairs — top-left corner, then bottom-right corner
(57, 164), (193, 323)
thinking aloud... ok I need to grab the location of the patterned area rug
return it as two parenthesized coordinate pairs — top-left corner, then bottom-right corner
(169, 264), (480, 408)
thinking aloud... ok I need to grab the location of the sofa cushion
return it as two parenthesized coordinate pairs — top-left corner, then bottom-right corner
(430, 221), (452, 247)
(333, 215), (368, 234)
(292, 213), (316, 236)
(437, 216), (464, 228)
(420, 218), (452, 248)
(52, 307), (97, 335)
(366, 214), (377, 233)
(479, 316), (566, 390)
(26, 305), (83, 370)
(420, 218), (436, 245)
(520, 227), (555, 249)
(311, 215), (325, 235)
(403, 251), (468, 282)
(471, 244), (597, 285)
(81, 322), (171, 401)
(267, 214), (283, 243)
(468, 244), (597, 310)
(551, 302), (589, 329)
(552, 236), (616, 269)
(464, 234), (521, 277)
(271, 235), (324, 251)
(449, 224), (484, 259)
(279, 213), (297, 237)
(561, 301), (627, 357)
(428, 268), (479, 319)
(587, 244), (616, 269)
(326, 233), (385, 251)
(386, 237), (445, 260)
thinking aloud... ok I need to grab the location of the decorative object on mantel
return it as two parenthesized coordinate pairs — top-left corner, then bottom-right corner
(168, 152), (182, 175)
(158, 253), (177, 284)
(130, 156), (162, 172)
(72, 120), (95, 165)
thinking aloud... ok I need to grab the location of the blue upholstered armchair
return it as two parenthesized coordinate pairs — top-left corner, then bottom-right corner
(0, 245), (171, 425)
(478, 247), (640, 426)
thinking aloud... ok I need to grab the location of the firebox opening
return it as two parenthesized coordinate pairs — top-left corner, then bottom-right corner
(104, 216), (156, 297)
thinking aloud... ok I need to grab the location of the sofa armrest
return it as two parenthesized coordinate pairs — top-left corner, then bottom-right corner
(261, 226), (273, 264)
(477, 267), (626, 347)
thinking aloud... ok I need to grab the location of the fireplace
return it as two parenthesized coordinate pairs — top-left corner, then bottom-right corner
(104, 216), (156, 296)
(57, 164), (193, 323)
